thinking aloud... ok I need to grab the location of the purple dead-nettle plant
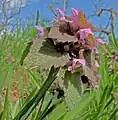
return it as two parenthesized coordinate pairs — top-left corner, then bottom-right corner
(35, 26), (44, 40)
(34, 8), (106, 87)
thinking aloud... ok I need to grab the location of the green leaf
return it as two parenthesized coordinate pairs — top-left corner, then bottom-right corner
(99, 85), (109, 105)
(110, 24), (118, 51)
(62, 72), (84, 110)
(0, 112), (3, 119)
(104, 96), (113, 109)
(27, 69), (41, 88)
(63, 93), (94, 120)
(20, 41), (33, 66)
(48, 101), (67, 120)
(99, 83), (113, 106)
(24, 39), (69, 69)
(12, 100), (20, 118)
(1, 88), (9, 120)
(23, 88), (37, 106)
(0, 70), (8, 92)
(37, 98), (53, 120)
(75, 111), (99, 120)
(108, 107), (118, 120)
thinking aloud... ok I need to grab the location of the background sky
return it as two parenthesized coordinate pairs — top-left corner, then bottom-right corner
(1, 0), (118, 37)
(19, 0), (118, 37)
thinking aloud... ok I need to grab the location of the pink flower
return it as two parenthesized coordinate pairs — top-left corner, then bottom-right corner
(35, 26), (44, 33)
(78, 28), (93, 40)
(89, 45), (97, 51)
(94, 60), (99, 67)
(68, 58), (86, 72)
(68, 66), (73, 72)
(96, 38), (105, 45)
(69, 8), (79, 31)
(78, 59), (86, 66)
(35, 26), (44, 39)
(56, 8), (66, 22)
(92, 60), (99, 72)
(71, 8), (78, 16)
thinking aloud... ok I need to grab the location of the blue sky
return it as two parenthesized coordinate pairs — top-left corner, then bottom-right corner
(0, 0), (117, 37)
(19, 0), (118, 37)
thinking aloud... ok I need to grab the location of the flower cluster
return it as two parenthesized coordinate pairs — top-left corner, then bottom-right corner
(35, 8), (105, 72)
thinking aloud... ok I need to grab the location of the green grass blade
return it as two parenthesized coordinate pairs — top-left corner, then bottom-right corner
(20, 41), (33, 66)
(110, 24), (118, 51)
(1, 88), (9, 120)
(12, 100), (20, 119)
(27, 69), (41, 88)
(108, 107), (118, 120)
(37, 98), (52, 120)
(35, 10), (40, 25)
(63, 93), (94, 120)
(0, 70), (8, 92)
(23, 88), (37, 106)
(48, 101), (67, 120)
(13, 66), (60, 120)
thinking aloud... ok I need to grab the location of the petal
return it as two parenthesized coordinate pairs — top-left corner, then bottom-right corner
(34, 32), (44, 40)
(35, 26), (44, 33)
(68, 59), (79, 71)
(56, 8), (66, 22)
(79, 28), (93, 37)
(71, 59), (77, 69)
(78, 59), (86, 66)
(96, 38), (105, 44)
(78, 28), (93, 41)
(94, 60), (99, 67)
(71, 8), (78, 16)
(35, 26), (44, 39)
(34, 33), (41, 40)
(56, 8), (65, 17)
(79, 31), (86, 40)
(69, 8), (79, 31)
(68, 66), (73, 72)
(68, 58), (86, 72)
(72, 58), (85, 68)
(80, 28), (93, 35)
